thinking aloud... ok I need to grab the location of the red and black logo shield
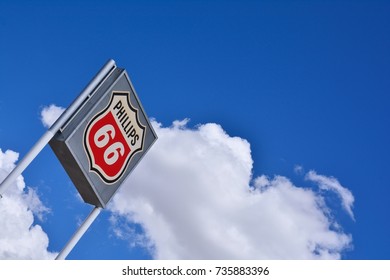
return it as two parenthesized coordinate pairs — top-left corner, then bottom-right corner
(84, 91), (145, 184)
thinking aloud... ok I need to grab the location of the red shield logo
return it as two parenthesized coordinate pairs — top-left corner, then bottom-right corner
(84, 92), (145, 184)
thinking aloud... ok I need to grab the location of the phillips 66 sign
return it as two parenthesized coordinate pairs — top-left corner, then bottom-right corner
(84, 92), (145, 184)
(50, 67), (157, 208)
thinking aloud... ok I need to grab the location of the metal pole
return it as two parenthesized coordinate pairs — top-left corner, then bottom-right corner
(0, 59), (116, 198)
(55, 206), (102, 260)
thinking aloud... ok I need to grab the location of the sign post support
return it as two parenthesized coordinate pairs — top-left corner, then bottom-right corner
(0, 59), (157, 260)
(55, 206), (102, 260)
(0, 59), (116, 198)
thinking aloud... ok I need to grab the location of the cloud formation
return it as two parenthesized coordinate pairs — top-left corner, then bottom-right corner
(40, 104), (65, 128)
(306, 171), (355, 220)
(0, 149), (56, 259)
(38, 105), (354, 259)
(109, 119), (354, 259)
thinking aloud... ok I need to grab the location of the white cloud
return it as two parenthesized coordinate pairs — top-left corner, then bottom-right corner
(37, 104), (355, 259)
(0, 149), (56, 259)
(294, 164), (304, 175)
(40, 104), (65, 128)
(306, 170), (355, 220)
(109, 120), (354, 259)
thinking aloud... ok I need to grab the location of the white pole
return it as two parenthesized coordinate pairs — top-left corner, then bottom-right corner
(0, 59), (116, 198)
(55, 206), (102, 260)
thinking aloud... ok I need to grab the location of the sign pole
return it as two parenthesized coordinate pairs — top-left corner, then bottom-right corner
(0, 59), (156, 259)
(0, 59), (116, 198)
(55, 206), (102, 260)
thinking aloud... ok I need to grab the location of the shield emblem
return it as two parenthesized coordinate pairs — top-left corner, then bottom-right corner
(84, 91), (145, 184)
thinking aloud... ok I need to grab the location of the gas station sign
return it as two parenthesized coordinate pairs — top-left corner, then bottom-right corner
(49, 67), (157, 208)
(84, 91), (146, 184)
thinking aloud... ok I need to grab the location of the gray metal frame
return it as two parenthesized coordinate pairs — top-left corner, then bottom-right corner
(0, 59), (116, 198)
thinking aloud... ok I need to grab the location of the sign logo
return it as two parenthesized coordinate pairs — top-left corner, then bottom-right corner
(84, 91), (145, 184)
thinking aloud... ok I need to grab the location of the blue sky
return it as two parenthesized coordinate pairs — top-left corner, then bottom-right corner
(0, 0), (389, 260)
